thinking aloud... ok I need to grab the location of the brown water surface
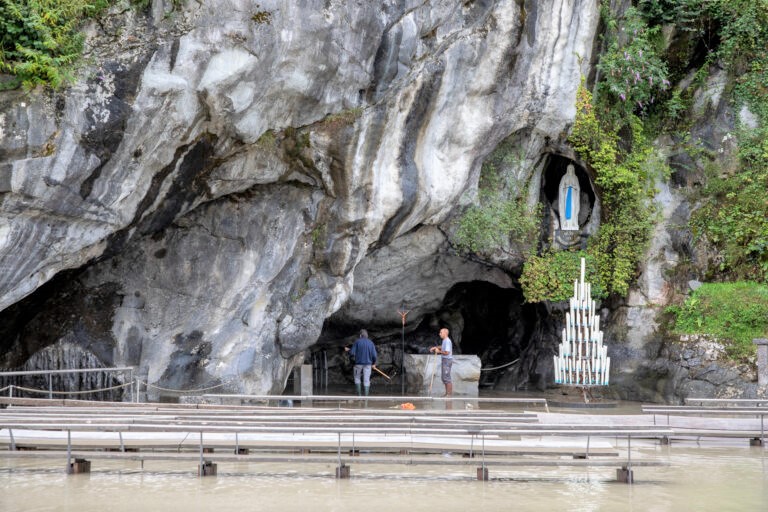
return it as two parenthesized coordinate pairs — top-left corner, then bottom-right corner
(1, 444), (766, 512)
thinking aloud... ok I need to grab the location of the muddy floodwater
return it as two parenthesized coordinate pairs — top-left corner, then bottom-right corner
(2, 397), (768, 511)
(2, 443), (767, 511)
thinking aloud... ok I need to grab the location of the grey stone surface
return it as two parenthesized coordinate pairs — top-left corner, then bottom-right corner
(755, 339), (768, 387)
(612, 335), (760, 403)
(404, 354), (480, 397)
(0, 0), (600, 394)
(1, 2), (760, 404)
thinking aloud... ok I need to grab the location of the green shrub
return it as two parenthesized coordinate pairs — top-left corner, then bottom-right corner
(520, 250), (605, 303)
(0, 0), (163, 89)
(0, 0), (116, 89)
(596, 6), (670, 116)
(670, 0), (768, 282)
(452, 140), (539, 257)
(568, 84), (659, 298)
(668, 282), (768, 359)
(453, 196), (539, 255)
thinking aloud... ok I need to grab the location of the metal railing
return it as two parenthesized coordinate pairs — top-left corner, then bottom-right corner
(0, 367), (135, 401)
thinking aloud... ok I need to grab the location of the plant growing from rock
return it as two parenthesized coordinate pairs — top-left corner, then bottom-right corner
(0, 0), (157, 90)
(564, 84), (658, 299)
(452, 140), (539, 258)
(667, 282), (768, 359)
(520, 250), (605, 303)
(596, 6), (670, 116)
(670, 0), (768, 282)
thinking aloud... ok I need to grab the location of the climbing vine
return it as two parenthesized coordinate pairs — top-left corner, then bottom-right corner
(520, 83), (660, 302)
(679, 0), (768, 282)
(519, 6), (671, 303)
(452, 140), (540, 257)
(520, 250), (605, 303)
(573, 90), (660, 298)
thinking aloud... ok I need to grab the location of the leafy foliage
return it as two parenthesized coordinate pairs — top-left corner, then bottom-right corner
(520, 250), (605, 303)
(596, 6), (670, 116)
(453, 195), (539, 255)
(667, 282), (768, 359)
(0, 0), (109, 88)
(452, 141), (539, 257)
(0, 0), (159, 89)
(691, 160), (768, 281)
(651, 0), (768, 282)
(543, 5), (671, 302)
(568, 84), (659, 297)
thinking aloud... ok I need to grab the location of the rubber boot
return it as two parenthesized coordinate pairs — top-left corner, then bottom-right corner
(445, 383), (453, 397)
(364, 386), (370, 396)
(355, 383), (361, 396)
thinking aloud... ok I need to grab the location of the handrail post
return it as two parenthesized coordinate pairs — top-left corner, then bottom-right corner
(66, 430), (72, 474)
(482, 432), (486, 471)
(199, 431), (204, 476)
(128, 368), (134, 402)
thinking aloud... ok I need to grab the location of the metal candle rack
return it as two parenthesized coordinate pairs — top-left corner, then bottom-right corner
(553, 258), (610, 386)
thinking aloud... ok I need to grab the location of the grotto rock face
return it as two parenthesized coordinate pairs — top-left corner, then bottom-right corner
(620, 335), (760, 403)
(603, 64), (755, 402)
(0, 0), (601, 396)
(332, 226), (514, 329)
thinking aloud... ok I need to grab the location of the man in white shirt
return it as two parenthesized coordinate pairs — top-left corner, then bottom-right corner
(429, 327), (453, 396)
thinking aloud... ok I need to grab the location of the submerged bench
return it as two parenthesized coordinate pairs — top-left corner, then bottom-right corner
(201, 393), (551, 411)
(685, 398), (768, 407)
(0, 447), (665, 483)
(641, 405), (768, 445)
(1, 403), (668, 483)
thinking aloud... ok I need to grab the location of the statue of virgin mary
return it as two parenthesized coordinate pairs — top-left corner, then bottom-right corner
(558, 164), (580, 231)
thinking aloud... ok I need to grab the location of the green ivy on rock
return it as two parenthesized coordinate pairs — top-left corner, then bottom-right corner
(520, 250), (605, 303)
(0, 0), (158, 89)
(520, 84), (659, 303)
(452, 140), (540, 257)
(667, 282), (768, 359)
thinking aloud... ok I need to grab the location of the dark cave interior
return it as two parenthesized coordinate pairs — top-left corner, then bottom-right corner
(314, 280), (560, 392)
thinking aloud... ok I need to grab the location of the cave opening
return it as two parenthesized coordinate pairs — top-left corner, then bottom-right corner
(312, 280), (559, 393)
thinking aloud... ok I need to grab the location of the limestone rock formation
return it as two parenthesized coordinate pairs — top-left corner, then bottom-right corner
(0, 0), (601, 397)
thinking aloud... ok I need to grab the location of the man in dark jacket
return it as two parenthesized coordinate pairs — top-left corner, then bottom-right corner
(346, 329), (377, 396)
